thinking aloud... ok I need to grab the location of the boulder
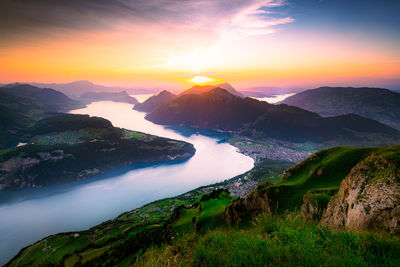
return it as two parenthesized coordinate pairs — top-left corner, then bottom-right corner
(321, 150), (400, 234)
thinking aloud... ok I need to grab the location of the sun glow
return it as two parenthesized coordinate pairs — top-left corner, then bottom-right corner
(189, 75), (215, 85)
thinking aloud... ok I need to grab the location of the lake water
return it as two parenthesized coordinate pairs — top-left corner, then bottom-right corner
(0, 101), (254, 265)
(253, 93), (295, 103)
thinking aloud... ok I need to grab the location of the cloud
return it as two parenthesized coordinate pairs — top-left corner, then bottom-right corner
(0, 0), (293, 45)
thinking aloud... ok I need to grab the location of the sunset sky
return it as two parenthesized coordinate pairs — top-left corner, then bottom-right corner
(1, 0), (399, 91)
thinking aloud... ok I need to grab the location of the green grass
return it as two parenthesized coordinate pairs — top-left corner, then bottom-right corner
(122, 130), (143, 139)
(136, 212), (400, 267)
(307, 193), (332, 208)
(173, 190), (233, 233)
(262, 146), (377, 212)
(80, 246), (110, 264)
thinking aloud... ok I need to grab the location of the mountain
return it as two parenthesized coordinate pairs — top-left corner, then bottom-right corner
(146, 88), (400, 146)
(282, 87), (400, 129)
(8, 145), (400, 266)
(0, 114), (195, 190)
(133, 90), (176, 113)
(179, 82), (244, 97)
(29, 80), (130, 98)
(79, 91), (138, 104)
(0, 84), (84, 148)
(0, 84), (83, 112)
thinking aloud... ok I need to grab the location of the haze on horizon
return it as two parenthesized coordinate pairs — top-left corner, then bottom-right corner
(1, 0), (399, 91)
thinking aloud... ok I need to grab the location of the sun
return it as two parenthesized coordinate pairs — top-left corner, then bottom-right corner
(189, 75), (215, 85)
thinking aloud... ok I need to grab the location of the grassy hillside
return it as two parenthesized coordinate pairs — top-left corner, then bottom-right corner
(225, 146), (390, 223)
(136, 212), (400, 267)
(8, 146), (400, 266)
(9, 188), (400, 267)
(272, 146), (376, 212)
(5, 160), (291, 266)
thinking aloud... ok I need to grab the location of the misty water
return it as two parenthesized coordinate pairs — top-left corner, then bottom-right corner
(253, 93), (295, 103)
(0, 101), (254, 265)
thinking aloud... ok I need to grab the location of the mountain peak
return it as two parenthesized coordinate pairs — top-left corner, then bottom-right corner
(180, 83), (243, 97)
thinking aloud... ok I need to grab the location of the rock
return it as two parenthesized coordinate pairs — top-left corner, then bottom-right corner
(301, 190), (334, 221)
(321, 151), (400, 234)
(225, 182), (276, 223)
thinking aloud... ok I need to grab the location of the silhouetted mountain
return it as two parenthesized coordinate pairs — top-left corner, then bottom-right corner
(146, 88), (400, 146)
(282, 87), (400, 129)
(133, 90), (176, 113)
(179, 83), (244, 97)
(0, 84), (83, 113)
(0, 84), (83, 148)
(79, 91), (138, 104)
(29, 80), (130, 98)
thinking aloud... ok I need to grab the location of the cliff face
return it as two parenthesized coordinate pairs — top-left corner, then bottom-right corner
(225, 182), (277, 223)
(321, 149), (400, 234)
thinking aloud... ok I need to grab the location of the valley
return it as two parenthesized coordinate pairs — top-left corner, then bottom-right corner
(2, 83), (400, 266)
(0, 100), (254, 265)
(2, 1), (400, 266)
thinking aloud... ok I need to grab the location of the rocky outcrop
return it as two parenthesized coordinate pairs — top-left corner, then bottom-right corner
(225, 182), (277, 223)
(301, 190), (335, 221)
(321, 150), (400, 234)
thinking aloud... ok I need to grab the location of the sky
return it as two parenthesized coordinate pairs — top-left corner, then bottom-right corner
(0, 0), (399, 91)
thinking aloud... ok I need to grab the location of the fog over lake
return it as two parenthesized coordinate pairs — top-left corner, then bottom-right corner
(0, 100), (253, 265)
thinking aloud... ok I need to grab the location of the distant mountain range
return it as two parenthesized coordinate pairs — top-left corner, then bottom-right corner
(133, 83), (243, 113)
(146, 87), (400, 146)
(79, 91), (138, 105)
(5, 80), (156, 98)
(0, 84), (84, 148)
(133, 90), (176, 113)
(282, 87), (400, 130)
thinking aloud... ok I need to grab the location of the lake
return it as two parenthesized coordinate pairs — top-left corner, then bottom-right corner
(0, 101), (254, 265)
(253, 93), (295, 103)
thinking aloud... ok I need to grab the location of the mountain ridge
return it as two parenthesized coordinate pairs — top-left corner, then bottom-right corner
(133, 90), (176, 113)
(282, 86), (400, 129)
(146, 88), (400, 146)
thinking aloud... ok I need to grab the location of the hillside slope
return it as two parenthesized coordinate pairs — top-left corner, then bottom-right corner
(0, 84), (84, 148)
(147, 88), (400, 146)
(225, 146), (377, 221)
(0, 114), (195, 190)
(7, 146), (400, 266)
(282, 87), (400, 129)
(226, 145), (400, 233)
